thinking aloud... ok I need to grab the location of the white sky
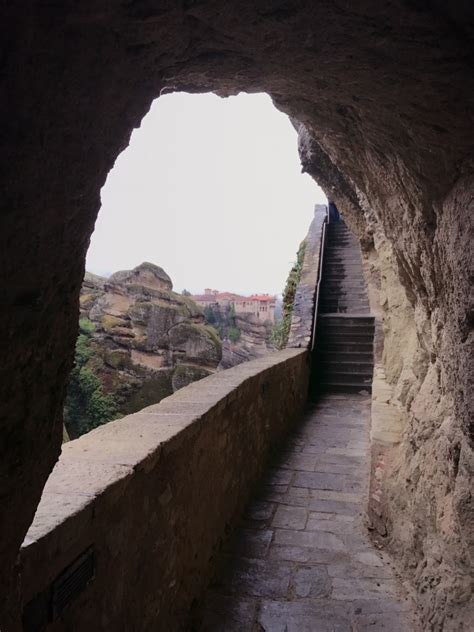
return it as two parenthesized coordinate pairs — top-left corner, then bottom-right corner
(86, 92), (327, 296)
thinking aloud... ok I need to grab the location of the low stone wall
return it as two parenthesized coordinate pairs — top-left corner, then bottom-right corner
(20, 349), (309, 632)
(287, 204), (326, 348)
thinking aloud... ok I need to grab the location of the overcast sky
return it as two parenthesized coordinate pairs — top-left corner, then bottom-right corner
(86, 92), (327, 296)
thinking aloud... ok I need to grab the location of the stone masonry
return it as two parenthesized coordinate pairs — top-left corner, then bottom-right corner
(20, 350), (310, 632)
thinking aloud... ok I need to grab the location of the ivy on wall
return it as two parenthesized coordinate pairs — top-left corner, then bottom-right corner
(271, 239), (306, 349)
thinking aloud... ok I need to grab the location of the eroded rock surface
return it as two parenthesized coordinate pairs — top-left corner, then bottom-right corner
(299, 130), (474, 629)
(220, 313), (274, 369)
(75, 263), (221, 428)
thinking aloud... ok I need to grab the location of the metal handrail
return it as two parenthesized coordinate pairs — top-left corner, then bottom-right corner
(310, 208), (329, 352)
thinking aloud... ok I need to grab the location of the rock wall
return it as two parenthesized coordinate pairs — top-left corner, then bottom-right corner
(288, 205), (327, 349)
(1, 3), (473, 629)
(74, 263), (221, 433)
(298, 131), (474, 628)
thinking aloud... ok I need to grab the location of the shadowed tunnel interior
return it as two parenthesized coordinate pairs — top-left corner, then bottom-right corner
(1, 2), (473, 630)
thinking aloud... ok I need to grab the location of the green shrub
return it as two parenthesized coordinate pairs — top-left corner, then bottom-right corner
(228, 326), (241, 343)
(79, 317), (95, 335)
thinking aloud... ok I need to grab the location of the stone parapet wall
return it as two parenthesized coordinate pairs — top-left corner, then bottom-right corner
(20, 349), (309, 632)
(287, 205), (327, 349)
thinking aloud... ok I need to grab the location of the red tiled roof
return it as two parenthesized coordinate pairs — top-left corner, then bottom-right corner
(248, 294), (276, 302)
(191, 294), (216, 302)
(192, 292), (247, 302)
(192, 292), (276, 303)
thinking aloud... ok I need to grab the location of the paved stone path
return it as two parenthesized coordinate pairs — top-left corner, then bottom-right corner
(196, 393), (418, 631)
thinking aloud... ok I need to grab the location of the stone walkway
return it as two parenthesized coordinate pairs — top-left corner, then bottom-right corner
(196, 393), (418, 631)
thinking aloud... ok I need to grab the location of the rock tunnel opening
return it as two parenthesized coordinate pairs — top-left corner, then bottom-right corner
(1, 4), (473, 630)
(65, 90), (327, 439)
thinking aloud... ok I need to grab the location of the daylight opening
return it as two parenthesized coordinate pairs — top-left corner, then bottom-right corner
(64, 92), (326, 439)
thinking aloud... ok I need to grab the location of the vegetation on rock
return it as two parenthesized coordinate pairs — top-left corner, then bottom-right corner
(271, 239), (306, 349)
(64, 264), (222, 438)
(203, 303), (241, 342)
(64, 319), (116, 438)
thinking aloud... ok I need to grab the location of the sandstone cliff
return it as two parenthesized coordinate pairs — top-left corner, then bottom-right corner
(220, 313), (274, 369)
(66, 262), (221, 436)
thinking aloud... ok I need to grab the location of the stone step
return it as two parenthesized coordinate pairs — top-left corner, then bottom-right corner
(326, 241), (357, 246)
(323, 264), (364, 268)
(323, 266), (364, 272)
(316, 381), (372, 394)
(320, 289), (367, 296)
(318, 342), (373, 353)
(322, 276), (364, 282)
(326, 245), (357, 249)
(325, 252), (361, 259)
(323, 275), (365, 280)
(320, 289), (368, 296)
(316, 351), (374, 362)
(317, 361), (374, 373)
(319, 315), (375, 325)
(324, 246), (361, 252)
(319, 307), (371, 313)
(321, 274), (365, 280)
(319, 299), (370, 305)
(320, 299), (370, 306)
(318, 318), (374, 328)
(321, 270), (366, 282)
(325, 242), (360, 249)
(316, 368), (373, 381)
(326, 223), (352, 230)
(319, 288), (368, 304)
(319, 303), (370, 311)
(321, 281), (366, 286)
(320, 284), (367, 290)
(318, 334), (375, 345)
(323, 255), (362, 270)
(321, 287), (367, 293)
(319, 309), (371, 316)
(324, 262), (362, 267)
(325, 245), (360, 251)
(321, 287), (367, 294)
(318, 325), (375, 336)
(326, 235), (355, 242)
(326, 232), (354, 238)
(325, 248), (360, 253)
(323, 261), (364, 278)
(323, 260), (364, 267)
(318, 318), (374, 327)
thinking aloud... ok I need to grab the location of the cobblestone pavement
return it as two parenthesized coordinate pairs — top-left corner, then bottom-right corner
(197, 393), (419, 631)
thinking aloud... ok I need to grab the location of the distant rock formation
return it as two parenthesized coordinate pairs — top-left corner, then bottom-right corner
(220, 313), (274, 369)
(77, 262), (222, 418)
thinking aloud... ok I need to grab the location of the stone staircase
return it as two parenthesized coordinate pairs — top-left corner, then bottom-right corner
(313, 220), (375, 393)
